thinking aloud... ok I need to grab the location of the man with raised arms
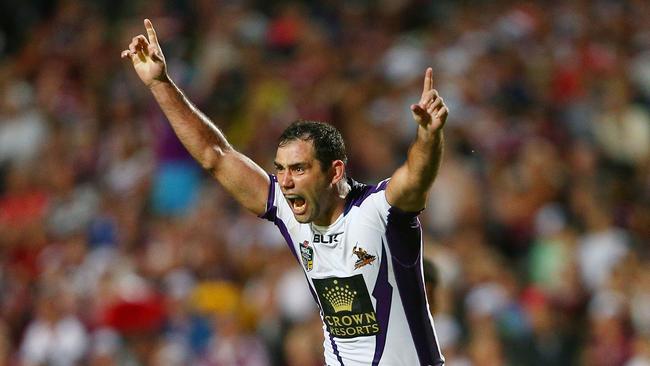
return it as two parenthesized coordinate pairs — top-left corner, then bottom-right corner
(122, 19), (448, 366)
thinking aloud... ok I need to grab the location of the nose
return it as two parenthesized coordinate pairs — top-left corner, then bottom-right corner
(279, 171), (294, 189)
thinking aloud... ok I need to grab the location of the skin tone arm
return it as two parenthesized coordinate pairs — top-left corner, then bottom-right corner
(121, 19), (269, 215)
(385, 68), (449, 212)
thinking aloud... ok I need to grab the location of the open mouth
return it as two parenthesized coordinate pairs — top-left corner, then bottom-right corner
(285, 195), (307, 215)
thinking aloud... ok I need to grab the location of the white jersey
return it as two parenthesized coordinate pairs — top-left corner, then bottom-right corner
(260, 175), (445, 366)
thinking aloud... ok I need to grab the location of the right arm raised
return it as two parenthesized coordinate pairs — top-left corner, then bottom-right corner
(121, 19), (269, 215)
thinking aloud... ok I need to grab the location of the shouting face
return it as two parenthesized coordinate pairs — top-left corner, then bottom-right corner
(274, 139), (336, 225)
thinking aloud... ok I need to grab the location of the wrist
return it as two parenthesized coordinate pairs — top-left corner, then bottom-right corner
(417, 125), (443, 143)
(147, 73), (171, 89)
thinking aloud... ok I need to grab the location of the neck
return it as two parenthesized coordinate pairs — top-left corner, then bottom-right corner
(313, 196), (346, 226)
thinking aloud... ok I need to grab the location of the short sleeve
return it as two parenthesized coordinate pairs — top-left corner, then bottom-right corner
(258, 174), (296, 224)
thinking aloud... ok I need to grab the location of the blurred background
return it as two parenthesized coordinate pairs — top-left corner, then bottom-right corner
(0, 0), (649, 365)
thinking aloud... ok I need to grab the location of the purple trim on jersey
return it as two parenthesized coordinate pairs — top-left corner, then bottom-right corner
(266, 174), (277, 215)
(371, 242), (393, 365)
(386, 208), (444, 366)
(258, 174), (300, 262)
(275, 216), (299, 262)
(306, 279), (320, 307)
(259, 174), (278, 221)
(343, 179), (389, 215)
(328, 334), (345, 366)
(386, 207), (424, 266)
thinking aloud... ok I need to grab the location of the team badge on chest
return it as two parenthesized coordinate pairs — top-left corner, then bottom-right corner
(353, 244), (376, 269)
(300, 241), (314, 271)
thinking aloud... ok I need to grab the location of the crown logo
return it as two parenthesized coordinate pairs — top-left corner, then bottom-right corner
(323, 280), (356, 313)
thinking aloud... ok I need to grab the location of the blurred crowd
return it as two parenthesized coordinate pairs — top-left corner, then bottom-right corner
(0, 0), (649, 365)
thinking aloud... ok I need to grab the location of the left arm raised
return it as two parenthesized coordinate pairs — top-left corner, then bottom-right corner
(386, 67), (448, 212)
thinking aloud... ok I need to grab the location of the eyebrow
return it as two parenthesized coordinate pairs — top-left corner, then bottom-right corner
(273, 161), (309, 169)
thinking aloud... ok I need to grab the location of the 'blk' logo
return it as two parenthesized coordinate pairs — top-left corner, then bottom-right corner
(313, 232), (343, 244)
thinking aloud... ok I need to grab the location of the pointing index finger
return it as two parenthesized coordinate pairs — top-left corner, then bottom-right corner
(144, 19), (159, 48)
(422, 67), (433, 94)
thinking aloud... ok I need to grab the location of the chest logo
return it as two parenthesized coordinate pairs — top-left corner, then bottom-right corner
(300, 241), (314, 272)
(312, 275), (380, 338)
(353, 244), (376, 269)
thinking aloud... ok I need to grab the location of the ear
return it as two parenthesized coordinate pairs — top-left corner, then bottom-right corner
(330, 160), (346, 185)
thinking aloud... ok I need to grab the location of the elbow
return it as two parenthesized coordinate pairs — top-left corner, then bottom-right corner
(406, 190), (429, 212)
(200, 144), (230, 172)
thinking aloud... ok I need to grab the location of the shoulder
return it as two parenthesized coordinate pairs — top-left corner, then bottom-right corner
(343, 177), (390, 215)
(260, 174), (296, 225)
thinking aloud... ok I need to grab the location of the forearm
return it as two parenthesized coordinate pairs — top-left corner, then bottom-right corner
(148, 77), (269, 214)
(405, 127), (444, 194)
(149, 77), (232, 169)
(387, 127), (444, 211)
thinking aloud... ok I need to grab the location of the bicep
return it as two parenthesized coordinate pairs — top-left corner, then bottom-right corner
(208, 147), (270, 215)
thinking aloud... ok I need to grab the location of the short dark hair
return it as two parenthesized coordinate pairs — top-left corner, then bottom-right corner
(278, 120), (347, 171)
